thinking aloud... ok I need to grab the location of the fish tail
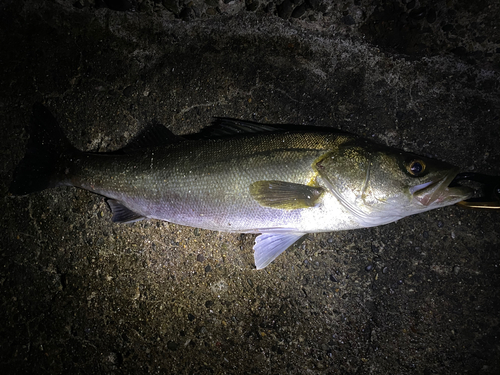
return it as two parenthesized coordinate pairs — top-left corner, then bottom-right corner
(9, 103), (79, 195)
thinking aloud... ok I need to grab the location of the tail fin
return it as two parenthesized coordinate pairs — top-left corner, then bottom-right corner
(9, 103), (78, 195)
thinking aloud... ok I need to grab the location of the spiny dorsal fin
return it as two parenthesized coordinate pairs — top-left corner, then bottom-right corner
(214, 118), (284, 133)
(249, 180), (324, 209)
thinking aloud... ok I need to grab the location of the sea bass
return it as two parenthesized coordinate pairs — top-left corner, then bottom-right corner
(10, 104), (473, 269)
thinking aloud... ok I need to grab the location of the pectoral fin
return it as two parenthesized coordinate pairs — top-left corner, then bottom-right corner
(249, 180), (323, 209)
(253, 232), (306, 269)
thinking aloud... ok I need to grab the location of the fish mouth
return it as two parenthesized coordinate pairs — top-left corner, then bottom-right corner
(411, 169), (474, 207)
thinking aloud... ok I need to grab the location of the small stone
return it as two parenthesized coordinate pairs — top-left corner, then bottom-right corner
(342, 14), (355, 25)
(291, 3), (307, 18)
(246, 0), (259, 12)
(426, 8), (436, 23)
(409, 7), (426, 20)
(277, 0), (293, 19)
(206, 7), (217, 16)
(162, 0), (180, 14)
(73, 0), (85, 9)
(442, 24), (454, 32)
(166, 340), (179, 351)
(123, 85), (134, 97)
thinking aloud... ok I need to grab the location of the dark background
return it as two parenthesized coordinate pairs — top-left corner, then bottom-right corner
(1, 0), (499, 373)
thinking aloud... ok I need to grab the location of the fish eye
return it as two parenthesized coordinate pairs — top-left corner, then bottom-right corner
(406, 159), (426, 176)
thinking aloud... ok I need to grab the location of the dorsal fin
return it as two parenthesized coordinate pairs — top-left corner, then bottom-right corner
(120, 123), (182, 152)
(214, 118), (285, 134)
(188, 118), (286, 139)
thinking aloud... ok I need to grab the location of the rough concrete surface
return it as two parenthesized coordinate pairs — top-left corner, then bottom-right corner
(1, 0), (499, 374)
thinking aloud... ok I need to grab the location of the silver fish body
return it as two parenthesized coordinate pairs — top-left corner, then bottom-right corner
(10, 105), (473, 269)
(69, 132), (357, 232)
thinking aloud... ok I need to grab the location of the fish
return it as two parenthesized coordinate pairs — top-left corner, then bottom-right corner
(10, 104), (473, 269)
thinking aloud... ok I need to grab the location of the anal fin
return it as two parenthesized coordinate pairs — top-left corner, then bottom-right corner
(253, 232), (306, 269)
(107, 199), (145, 223)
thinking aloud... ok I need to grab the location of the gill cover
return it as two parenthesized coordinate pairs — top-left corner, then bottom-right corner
(314, 144), (380, 226)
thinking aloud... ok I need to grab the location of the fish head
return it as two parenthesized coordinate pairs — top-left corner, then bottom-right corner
(315, 140), (473, 226)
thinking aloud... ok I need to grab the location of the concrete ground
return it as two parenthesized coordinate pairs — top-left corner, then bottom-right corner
(1, 0), (499, 374)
